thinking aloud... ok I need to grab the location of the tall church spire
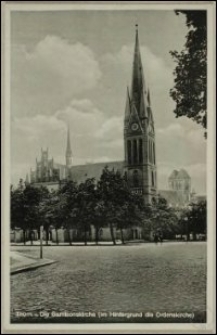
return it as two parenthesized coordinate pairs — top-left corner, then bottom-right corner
(66, 125), (73, 168)
(129, 25), (148, 119)
(124, 25), (157, 206)
(131, 27), (144, 98)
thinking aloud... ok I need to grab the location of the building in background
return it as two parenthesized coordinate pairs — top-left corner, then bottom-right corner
(28, 126), (73, 192)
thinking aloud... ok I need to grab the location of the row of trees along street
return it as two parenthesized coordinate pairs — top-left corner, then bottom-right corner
(11, 167), (207, 245)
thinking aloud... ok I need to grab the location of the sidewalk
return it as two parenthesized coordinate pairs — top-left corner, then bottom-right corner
(11, 251), (56, 275)
(11, 240), (124, 246)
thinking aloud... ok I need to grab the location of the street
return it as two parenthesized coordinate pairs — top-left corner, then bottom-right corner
(11, 242), (206, 322)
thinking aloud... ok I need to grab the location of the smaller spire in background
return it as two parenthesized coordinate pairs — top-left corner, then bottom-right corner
(66, 124), (73, 168)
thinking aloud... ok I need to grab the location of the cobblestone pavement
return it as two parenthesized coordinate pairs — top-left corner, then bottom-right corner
(10, 251), (55, 275)
(11, 242), (206, 322)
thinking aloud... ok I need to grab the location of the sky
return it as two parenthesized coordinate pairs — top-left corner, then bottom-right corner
(10, 9), (207, 194)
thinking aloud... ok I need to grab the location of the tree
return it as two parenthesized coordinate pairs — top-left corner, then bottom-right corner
(38, 187), (53, 245)
(177, 201), (207, 241)
(92, 198), (106, 245)
(141, 197), (179, 241)
(76, 178), (96, 245)
(11, 184), (45, 245)
(97, 167), (143, 245)
(11, 188), (26, 242)
(170, 10), (207, 136)
(49, 192), (67, 245)
(58, 180), (78, 245)
(188, 201), (207, 240)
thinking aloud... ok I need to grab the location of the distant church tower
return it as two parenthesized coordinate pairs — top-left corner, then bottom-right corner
(65, 125), (73, 169)
(124, 25), (157, 205)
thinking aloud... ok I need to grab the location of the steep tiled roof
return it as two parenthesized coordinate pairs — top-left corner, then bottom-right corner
(69, 161), (125, 183)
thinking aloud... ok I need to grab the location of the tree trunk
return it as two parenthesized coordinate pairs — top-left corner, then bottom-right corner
(30, 231), (33, 245)
(84, 230), (87, 246)
(95, 226), (99, 245)
(23, 230), (26, 245)
(186, 222), (190, 241)
(45, 228), (49, 246)
(120, 228), (125, 245)
(69, 229), (72, 246)
(193, 231), (197, 241)
(110, 223), (116, 245)
(56, 229), (59, 245)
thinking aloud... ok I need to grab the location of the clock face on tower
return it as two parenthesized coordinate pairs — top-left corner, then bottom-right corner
(131, 123), (139, 131)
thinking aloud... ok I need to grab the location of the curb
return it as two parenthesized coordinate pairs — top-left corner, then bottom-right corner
(11, 259), (56, 275)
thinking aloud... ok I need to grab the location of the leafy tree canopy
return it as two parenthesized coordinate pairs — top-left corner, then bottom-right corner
(170, 10), (207, 136)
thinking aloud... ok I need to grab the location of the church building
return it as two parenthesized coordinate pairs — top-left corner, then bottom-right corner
(28, 27), (195, 208)
(124, 25), (157, 205)
(29, 27), (157, 205)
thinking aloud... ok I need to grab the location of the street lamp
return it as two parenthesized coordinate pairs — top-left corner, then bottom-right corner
(40, 225), (44, 259)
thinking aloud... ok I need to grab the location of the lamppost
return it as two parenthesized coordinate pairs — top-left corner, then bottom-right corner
(40, 225), (44, 259)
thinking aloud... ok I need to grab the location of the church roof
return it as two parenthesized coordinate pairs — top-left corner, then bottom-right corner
(169, 170), (179, 180)
(69, 161), (125, 184)
(169, 169), (190, 180)
(178, 169), (190, 179)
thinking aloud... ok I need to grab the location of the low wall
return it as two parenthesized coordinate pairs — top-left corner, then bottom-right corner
(51, 229), (65, 243)
(11, 226), (145, 243)
(11, 229), (38, 243)
(15, 230), (24, 243)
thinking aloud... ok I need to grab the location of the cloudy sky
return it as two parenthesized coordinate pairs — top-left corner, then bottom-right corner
(11, 9), (206, 194)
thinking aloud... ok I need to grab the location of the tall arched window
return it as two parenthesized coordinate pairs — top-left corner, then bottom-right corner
(127, 140), (131, 165)
(153, 142), (156, 165)
(149, 140), (152, 163)
(133, 139), (137, 164)
(152, 170), (155, 186)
